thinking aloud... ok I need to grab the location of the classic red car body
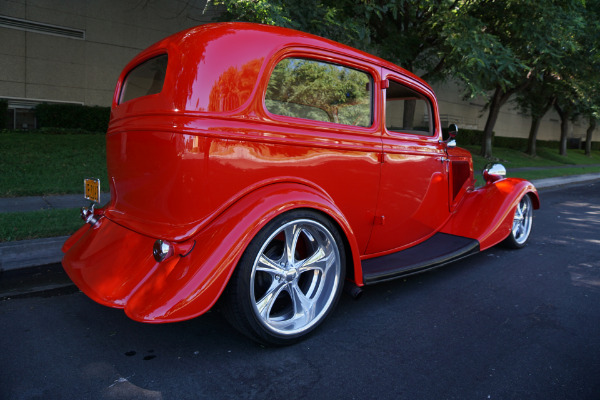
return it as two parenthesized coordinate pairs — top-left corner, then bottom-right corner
(62, 23), (539, 337)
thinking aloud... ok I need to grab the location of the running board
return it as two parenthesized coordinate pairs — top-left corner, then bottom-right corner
(362, 233), (480, 285)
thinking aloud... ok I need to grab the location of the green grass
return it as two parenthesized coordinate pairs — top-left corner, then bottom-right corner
(465, 145), (600, 174)
(511, 166), (600, 181)
(0, 131), (108, 197)
(0, 208), (84, 242)
(0, 131), (599, 242)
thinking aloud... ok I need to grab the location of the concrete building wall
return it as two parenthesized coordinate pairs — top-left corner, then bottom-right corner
(1, 0), (598, 143)
(432, 81), (600, 143)
(1, 0), (220, 127)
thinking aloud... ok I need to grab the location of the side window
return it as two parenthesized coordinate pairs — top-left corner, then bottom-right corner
(386, 79), (433, 136)
(119, 54), (168, 104)
(265, 58), (373, 127)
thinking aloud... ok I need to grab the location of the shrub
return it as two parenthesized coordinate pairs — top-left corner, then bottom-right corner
(0, 99), (8, 129)
(35, 103), (110, 133)
(442, 127), (486, 146)
(442, 127), (563, 151)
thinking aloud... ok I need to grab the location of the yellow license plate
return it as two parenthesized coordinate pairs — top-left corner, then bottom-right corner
(84, 178), (101, 203)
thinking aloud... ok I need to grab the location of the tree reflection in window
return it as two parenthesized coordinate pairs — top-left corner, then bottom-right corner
(265, 58), (372, 127)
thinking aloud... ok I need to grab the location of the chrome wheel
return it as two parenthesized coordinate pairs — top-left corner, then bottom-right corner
(222, 210), (345, 345)
(251, 218), (341, 335)
(504, 194), (533, 248)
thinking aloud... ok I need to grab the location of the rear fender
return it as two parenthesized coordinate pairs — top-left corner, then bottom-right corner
(124, 182), (361, 323)
(441, 178), (539, 250)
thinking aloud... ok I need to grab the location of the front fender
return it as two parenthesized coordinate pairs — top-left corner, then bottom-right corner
(441, 178), (539, 250)
(65, 182), (361, 323)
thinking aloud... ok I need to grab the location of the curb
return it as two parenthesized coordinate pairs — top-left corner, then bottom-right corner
(530, 172), (600, 189)
(0, 236), (69, 272)
(0, 193), (111, 213)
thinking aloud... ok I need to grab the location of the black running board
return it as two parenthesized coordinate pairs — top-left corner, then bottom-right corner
(362, 233), (480, 285)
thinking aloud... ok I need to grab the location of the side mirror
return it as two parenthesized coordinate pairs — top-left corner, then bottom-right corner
(448, 123), (458, 138)
(444, 123), (458, 148)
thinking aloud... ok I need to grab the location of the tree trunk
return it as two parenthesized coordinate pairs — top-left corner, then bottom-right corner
(481, 82), (530, 158)
(526, 116), (542, 157)
(526, 97), (554, 157)
(403, 99), (416, 130)
(555, 104), (570, 156)
(586, 117), (596, 157)
(481, 87), (504, 158)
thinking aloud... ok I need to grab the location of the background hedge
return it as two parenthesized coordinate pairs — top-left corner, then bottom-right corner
(441, 127), (599, 151)
(35, 103), (110, 133)
(0, 99), (8, 130)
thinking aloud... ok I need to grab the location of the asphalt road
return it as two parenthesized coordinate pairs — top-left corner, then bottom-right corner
(1, 182), (599, 400)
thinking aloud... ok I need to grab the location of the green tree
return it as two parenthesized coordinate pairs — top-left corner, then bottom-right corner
(455, 0), (585, 158)
(216, 0), (480, 81)
(577, 0), (600, 156)
(216, 0), (596, 158)
(216, 0), (492, 133)
(510, 0), (599, 157)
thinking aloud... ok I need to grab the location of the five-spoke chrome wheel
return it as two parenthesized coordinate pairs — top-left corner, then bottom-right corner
(222, 210), (345, 345)
(503, 194), (533, 248)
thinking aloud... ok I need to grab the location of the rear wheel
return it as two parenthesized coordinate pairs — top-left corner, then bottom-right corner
(503, 194), (533, 249)
(222, 210), (346, 345)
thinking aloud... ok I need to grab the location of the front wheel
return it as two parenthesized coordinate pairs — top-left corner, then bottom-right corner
(221, 210), (346, 345)
(502, 194), (533, 249)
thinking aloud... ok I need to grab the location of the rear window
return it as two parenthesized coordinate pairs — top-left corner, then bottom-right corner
(265, 58), (373, 127)
(119, 54), (168, 104)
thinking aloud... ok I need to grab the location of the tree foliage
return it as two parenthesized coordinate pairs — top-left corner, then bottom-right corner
(216, 0), (476, 81)
(215, 0), (599, 157)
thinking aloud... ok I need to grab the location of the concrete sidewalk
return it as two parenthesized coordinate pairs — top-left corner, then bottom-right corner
(0, 193), (111, 213)
(1, 174), (600, 274)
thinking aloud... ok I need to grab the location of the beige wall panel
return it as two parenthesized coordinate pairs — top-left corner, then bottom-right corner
(0, 28), (26, 57)
(84, 1), (201, 48)
(536, 121), (557, 142)
(85, 41), (138, 104)
(25, 82), (84, 102)
(86, 61), (120, 91)
(84, 88), (114, 108)
(0, 81), (26, 98)
(0, 0), (26, 18)
(0, 55), (26, 84)
(21, 1), (85, 29)
(26, 32), (85, 62)
(493, 106), (530, 139)
(84, 0), (210, 29)
(85, 0), (168, 26)
(84, 17), (141, 49)
(27, 58), (85, 92)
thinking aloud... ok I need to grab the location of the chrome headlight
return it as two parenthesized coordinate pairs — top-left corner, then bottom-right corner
(483, 163), (506, 184)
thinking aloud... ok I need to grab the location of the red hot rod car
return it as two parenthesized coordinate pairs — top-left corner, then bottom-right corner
(62, 22), (539, 345)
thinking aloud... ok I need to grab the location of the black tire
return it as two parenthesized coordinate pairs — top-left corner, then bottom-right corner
(502, 194), (533, 249)
(221, 209), (346, 345)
